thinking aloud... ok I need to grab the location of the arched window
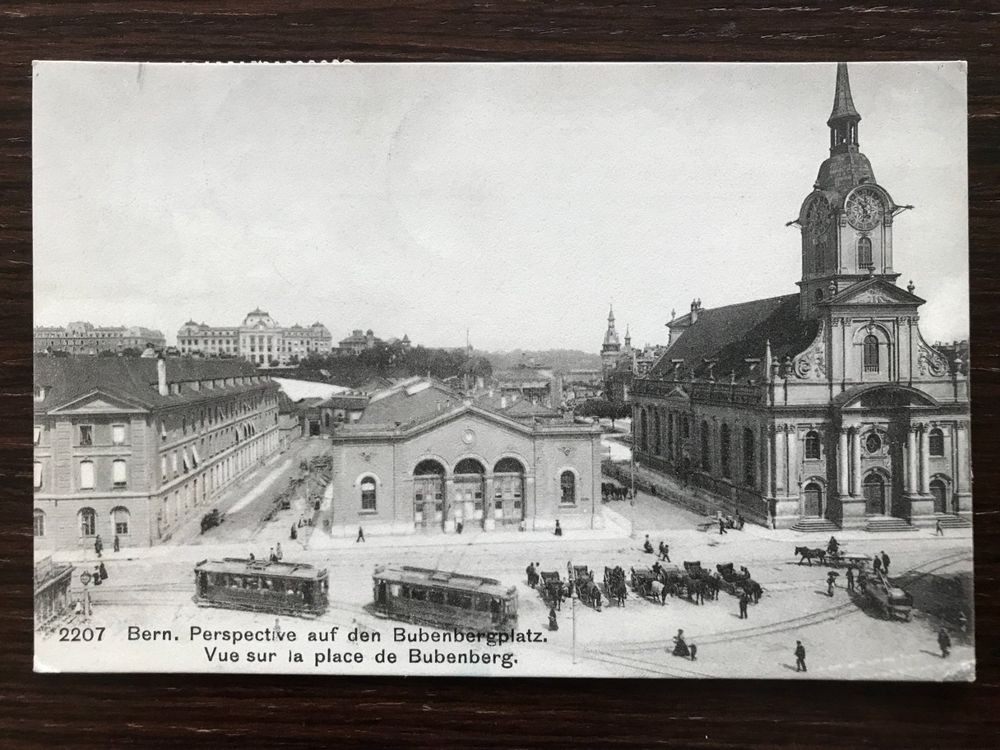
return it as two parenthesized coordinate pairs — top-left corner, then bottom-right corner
(560, 471), (576, 505)
(701, 421), (711, 472)
(33, 461), (43, 490)
(742, 428), (756, 487)
(720, 424), (731, 479)
(79, 507), (96, 536)
(857, 236), (873, 269)
(79, 460), (95, 490)
(929, 428), (944, 457)
(360, 477), (377, 512)
(112, 506), (130, 535)
(112, 459), (128, 488)
(804, 431), (821, 460)
(863, 335), (879, 373)
(33, 509), (45, 537)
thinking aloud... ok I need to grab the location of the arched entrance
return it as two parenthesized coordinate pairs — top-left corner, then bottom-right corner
(863, 472), (887, 515)
(413, 459), (446, 532)
(493, 457), (525, 527)
(930, 477), (948, 514)
(453, 458), (486, 531)
(802, 482), (823, 518)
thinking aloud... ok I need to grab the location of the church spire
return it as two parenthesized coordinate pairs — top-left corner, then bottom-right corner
(608, 304), (615, 325)
(828, 63), (861, 154)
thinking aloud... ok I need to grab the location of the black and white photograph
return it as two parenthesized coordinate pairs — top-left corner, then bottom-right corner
(32, 60), (973, 679)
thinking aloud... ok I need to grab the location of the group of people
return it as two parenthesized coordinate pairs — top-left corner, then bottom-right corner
(248, 543), (283, 563)
(717, 512), (745, 535)
(93, 534), (121, 557)
(640, 535), (671, 563)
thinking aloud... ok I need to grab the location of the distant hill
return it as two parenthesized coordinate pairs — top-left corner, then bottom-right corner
(482, 349), (602, 373)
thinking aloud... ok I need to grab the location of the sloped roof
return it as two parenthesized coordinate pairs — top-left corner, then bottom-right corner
(358, 379), (464, 426)
(34, 355), (270, 413)
(647, 295), (819, 382)
(503, 399), (561, 419)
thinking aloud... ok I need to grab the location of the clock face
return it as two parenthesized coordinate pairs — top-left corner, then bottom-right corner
(846, 187), (883, 231)
(805, 195), (832, 242)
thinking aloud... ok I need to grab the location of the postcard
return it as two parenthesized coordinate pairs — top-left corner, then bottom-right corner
(33, 61), (973, 678)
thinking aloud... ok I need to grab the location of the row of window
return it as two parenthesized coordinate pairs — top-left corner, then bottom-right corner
(33, 506), (130, 538)
(33, 459), (128, 491)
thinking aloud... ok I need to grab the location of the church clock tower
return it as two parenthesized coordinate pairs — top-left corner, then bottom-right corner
(795, 63), (907, 319)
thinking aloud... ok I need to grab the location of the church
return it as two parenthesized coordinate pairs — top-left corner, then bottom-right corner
(631, 64), (971, 532)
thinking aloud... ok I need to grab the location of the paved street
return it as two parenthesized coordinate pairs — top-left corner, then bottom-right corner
(38, 436), (974, 680)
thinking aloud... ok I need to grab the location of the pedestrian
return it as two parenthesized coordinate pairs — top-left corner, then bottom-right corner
(275, 542), (282, 561)
(873, 555), (882, 575)
(938, 628), (951, 658)
(269, 547), (277, 562)
(290, 523), (297, 541)
(113, 535), (120, 553)
(92, 565), (102, 586)
(94, 535), (103, 558)
(881, 550), (890, 575)
(795, 641), (807, 672)
(846, 566), (855, 593)
(826, 571), (837, 597)
(548, 607), (559, 632)
(526, 562), (537, 588)
(554, 520), (562, 537)
(736, 513), (745, 530)
(249, 552), (256, 562)
(356, 526), (366, 543)
(456, 520), (464, 534)
(643, 535), (654, 554)
(689, 643), (697, 661)
(659, 542), (671, 563)
(98, 561), (108, 581)
(738, 591), (749, 619)
(718, 517), (727, 535)
(935, 519), (944, 536)
(827, 536), (839, 555)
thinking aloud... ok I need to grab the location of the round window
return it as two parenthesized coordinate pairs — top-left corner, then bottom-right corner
(865, 433), (882, 454)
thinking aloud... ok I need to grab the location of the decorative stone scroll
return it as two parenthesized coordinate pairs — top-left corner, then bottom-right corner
(917, 340), (948, 377)
(792, 321), (827, 380)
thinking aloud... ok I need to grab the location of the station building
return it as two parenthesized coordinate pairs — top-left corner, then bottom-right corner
(631, 64), (971, 531)
(323, 379), (603, 537)
(33, 355), (281, 549)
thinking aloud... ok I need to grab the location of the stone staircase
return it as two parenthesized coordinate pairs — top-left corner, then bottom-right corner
(864, 516), (918, 533)
(790, 517), (839, 533)
(935, 513), (972, 529)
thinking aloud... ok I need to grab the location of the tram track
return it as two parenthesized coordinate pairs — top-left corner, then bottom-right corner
(603, 548), (973, 653)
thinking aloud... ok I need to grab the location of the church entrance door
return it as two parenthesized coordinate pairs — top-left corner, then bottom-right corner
(930, 478), (948, 514)
(863, 473), (886, 515)
(802, 483), (823, 517)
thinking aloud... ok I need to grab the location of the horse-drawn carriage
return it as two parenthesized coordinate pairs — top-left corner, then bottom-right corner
(603, 566), (628, 606)
(858, 570), (913, 621)
(539, 571), (567, 610)
(629, 566), (666, 604)
(715, 562), (762, 601)
(794, 545), (870, 569)
(572, 565), (602, 610)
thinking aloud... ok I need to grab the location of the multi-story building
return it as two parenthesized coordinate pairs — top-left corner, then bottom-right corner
(177, 308), (332, 366)
(630, 64), (971, 532)
(34, 322), (166, 355)
(337, 328), (380, 355)
(33, 355), (281, 549)
(323, 378), (602, 537)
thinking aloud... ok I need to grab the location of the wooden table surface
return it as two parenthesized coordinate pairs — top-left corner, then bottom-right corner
(1, 3), (998, 748)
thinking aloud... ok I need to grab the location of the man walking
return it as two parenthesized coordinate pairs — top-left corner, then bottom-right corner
(94, 535), (103, 558)
(826, 571), (837, 597)
(846, 566), (855, 593)
(938, 628), (951, 658)
(880, 550), (891, 576)
(935, 519), (944, 537)
(738, 590), (749, 619)
(356, 526), (365, 543)
(795, 641), (807, 672)
(718, 517), (728, 535)
(659, 542), (671, 563)
(275, 542), (283, 561)
(873, 555), (882, 576)
(113, 535), (120, 553)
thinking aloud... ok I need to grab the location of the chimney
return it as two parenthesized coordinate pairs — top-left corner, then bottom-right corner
(157, 355), (168, 396)
(690, 299), (699, 325)
(501, 395), (507, 409)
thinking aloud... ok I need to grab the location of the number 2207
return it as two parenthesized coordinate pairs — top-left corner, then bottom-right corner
(58, 626), (105, 642)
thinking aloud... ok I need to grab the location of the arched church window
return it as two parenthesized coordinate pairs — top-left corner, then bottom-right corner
(863, 335), (879, 373)
(857, 236), (873, 269)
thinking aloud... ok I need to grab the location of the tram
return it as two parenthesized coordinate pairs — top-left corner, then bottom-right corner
(372, 565), (518, 632)
(193, 558), (329, 617)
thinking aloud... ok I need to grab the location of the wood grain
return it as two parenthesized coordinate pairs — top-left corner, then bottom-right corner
(1, 2), (998, 748)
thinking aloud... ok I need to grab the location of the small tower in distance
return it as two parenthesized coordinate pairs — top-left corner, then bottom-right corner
(601, 305), (621, 375)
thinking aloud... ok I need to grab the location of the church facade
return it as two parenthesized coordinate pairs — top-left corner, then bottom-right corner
(631, 64), (971, 531)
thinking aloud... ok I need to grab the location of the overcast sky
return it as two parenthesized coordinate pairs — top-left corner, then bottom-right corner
(33, 61), (968, 351)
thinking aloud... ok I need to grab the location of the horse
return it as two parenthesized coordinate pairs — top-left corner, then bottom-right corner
(649, 579), (667, 605)
(578, 579), (603, 610)
(795, 546), (827, 566)
(607, 578), (628, 607)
